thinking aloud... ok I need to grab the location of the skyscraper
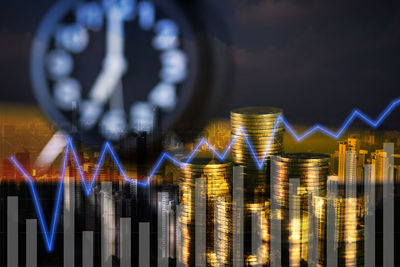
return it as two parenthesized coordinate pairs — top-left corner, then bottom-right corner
(338, 138), (358, 184)
(372, 149), (386, 184)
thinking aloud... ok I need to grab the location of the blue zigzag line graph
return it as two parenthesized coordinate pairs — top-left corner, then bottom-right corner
(9, 97), (400, 251)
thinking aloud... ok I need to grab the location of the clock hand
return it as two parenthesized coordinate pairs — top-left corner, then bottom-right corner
(110, 81), (124, 110)
(80, 5), (128, 129)
(89, 6), (127, 104)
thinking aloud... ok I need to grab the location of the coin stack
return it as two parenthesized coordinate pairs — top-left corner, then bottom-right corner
(231, 107), (285, 199)
(270, 153), (329, 265)
(245, 202), (270, 266)
(270, 153), (329, 209)
(231, 107), (284, 171)
(178, 158), (232, 267)
(214, 195), (233, 265)
(231, 107), (284, 264)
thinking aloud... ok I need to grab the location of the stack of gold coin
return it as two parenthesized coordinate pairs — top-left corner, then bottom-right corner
(231, 107), (284, 265)
(270, 153), (329, 266)
(178, 158), (232, 267)
(214, 195), (233, 266)
(270, 153), (329, 210)
(244, 202), (270, 266)
(231, 107), (284, 169)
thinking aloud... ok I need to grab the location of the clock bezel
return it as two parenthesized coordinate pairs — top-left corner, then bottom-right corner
(30, 0), (200, 143)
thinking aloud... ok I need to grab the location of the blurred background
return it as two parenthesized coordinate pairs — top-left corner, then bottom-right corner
(1, 0), (400, 128)
(0, 2), (400, 266)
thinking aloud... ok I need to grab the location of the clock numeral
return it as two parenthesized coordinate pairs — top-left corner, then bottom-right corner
(54, 78), (81, 111)
(103, 0), (136, 20)
(100, 109), (127, 140)
(153, 19), (179, 50)
(46, 49), (74, 79)
(130, 102), (155, 133)
(76, 2), (104, 30)
(80, 100), (103, 130)
(55, 24), (89, 53)
(138, 1), (155, 31)
(149, 83), (177, 111)
(160, 49), (187, 83)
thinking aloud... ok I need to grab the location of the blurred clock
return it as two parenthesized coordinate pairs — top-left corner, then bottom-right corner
(30, 0), (232, 145)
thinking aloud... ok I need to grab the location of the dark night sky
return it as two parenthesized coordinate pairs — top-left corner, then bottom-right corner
(1, 0), (400, 128)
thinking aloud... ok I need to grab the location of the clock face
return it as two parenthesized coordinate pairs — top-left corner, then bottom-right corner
(31, 0), (202, 142)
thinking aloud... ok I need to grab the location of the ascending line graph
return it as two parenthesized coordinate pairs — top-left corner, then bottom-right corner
(9, 97), (400, 251)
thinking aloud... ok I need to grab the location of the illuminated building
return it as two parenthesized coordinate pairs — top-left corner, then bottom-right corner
(333, 151), (365, 266)
(363, 134), (375, 146)
(345, 151), (357, 197)
(357, 150), (368, 183)
(336, 195), (365, 266)
(338, 138), (358, 185)
(371, 149), (392, 184)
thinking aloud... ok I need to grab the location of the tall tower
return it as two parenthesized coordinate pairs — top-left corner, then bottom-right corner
(338, 138), (358, 184)
(372, 149), (386, 184)
(338, 142), (346, 184)
(345, 151), (357, 198)
(357, 150), (368, 183)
